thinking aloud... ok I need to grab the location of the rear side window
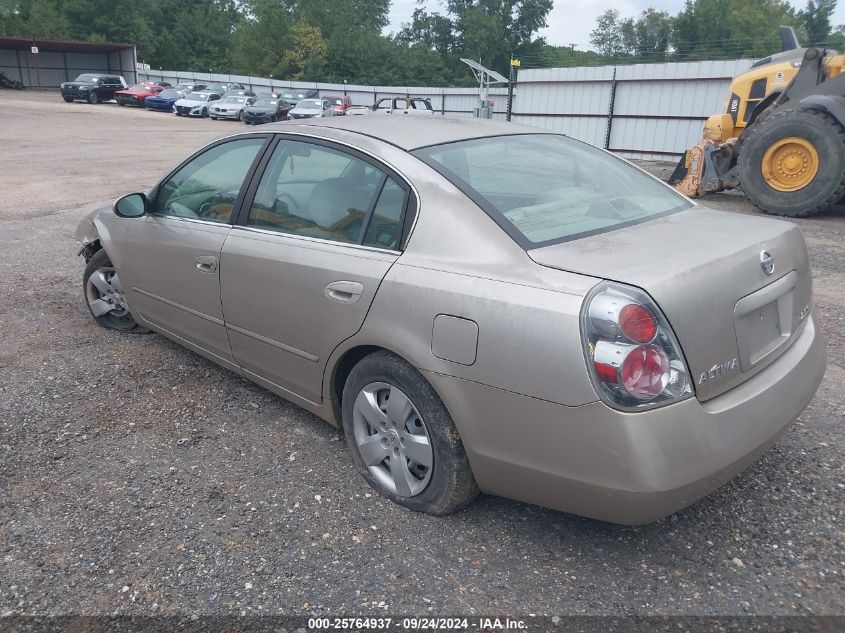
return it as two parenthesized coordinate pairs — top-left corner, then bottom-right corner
(246, 140), (409, 249)
(413, 134), (692, 247)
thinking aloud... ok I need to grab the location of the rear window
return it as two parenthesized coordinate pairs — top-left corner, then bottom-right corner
(413, 134), (692, 247)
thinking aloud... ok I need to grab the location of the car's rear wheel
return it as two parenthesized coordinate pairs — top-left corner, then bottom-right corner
(83, 249), (139, 332)
(342, 351), (478, 515)
(87, 92), (98, 104)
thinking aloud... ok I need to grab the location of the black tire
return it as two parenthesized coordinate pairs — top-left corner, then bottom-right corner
(201, 108), (207, 118)
(62, 96), (73, 103)
(87, 91), (99, 104)
(82, 249), (140, 332)
(237, 110), (244, 122)
(342, 351), (478, 515)
(738, 107), (845, 217)
(210, 116), (216, 120)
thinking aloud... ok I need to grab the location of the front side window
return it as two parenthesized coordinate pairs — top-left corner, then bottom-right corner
(152, 138), (265, 223)
(247, 140), (407, 248)
(414, 134), (692, 247)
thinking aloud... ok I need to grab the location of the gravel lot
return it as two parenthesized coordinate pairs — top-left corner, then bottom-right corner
(0, 91), (843, 620)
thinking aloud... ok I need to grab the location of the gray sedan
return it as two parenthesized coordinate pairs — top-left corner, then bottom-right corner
(74, 117), (825, 524)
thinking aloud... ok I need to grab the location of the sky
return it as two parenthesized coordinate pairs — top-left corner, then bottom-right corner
(386, 0), (845, 51)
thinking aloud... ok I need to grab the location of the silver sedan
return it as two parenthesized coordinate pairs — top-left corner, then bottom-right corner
(75, 117), (825, 524)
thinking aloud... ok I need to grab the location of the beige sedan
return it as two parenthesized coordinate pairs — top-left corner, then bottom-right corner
(75, 117), (825, 524)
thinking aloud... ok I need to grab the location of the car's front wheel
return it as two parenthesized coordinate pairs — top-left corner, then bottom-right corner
(342, 351), (478, 515)
(83, 249), (140, 331)
(87, 92), (98, 104)
(62, 96), (73, 103)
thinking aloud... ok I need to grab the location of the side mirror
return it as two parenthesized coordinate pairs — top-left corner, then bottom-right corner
(114, 192), (147, 218)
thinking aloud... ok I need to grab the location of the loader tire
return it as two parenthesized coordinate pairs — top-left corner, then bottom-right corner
(738, 107), (845, 217)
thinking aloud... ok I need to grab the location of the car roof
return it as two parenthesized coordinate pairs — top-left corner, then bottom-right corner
(255, 116), (554, 151)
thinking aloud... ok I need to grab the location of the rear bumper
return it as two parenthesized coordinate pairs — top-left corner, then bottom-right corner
(144, 101), (172, 111)
(424, 314), (825, 524)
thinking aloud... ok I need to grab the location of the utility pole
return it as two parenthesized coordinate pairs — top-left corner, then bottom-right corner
(507, 57), (520, 122)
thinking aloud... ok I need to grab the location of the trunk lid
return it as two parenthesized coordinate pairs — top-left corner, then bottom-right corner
(530, 207), (812, 401)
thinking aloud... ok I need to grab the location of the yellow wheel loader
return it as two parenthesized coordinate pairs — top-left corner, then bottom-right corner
(669, 27), (845, 217)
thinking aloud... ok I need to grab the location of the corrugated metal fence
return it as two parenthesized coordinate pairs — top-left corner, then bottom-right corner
(138, 60), (752, 160)
(512, 59), (753, 160)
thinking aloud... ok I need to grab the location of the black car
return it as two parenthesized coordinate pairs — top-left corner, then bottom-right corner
(243, 96), (294, 125)
(60, 73), (126, 104)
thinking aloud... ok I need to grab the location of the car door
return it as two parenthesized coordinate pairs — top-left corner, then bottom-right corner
(220, 136), (414, 404)
(118, 135), (269, 365)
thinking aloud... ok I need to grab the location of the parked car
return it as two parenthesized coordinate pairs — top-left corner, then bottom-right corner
(243, 96), (293, 125)
(115, 82), (165, 106)
(348, 96), (435, 116)
(144, 88), (187, 113)
(287, 98), (333, 119)
(173, 91), (221, 117)
(323, 94), (352, 115)
(221, 88), (256, 99)
(210, 95), (256, 121)
(205, 82), (245, 95)
(74, 117), (825, 525)
(60, 73), (127, 104)
(278, 88), (318, 106)
(174, 82), (206, 93)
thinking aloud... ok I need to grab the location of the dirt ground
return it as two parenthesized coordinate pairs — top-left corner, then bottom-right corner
(0, 90), (843, 619)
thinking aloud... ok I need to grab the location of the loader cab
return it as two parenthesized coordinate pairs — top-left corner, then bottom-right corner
(722, 54), (804, 138)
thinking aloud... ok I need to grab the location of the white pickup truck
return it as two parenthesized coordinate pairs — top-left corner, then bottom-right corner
(348, 96), (436, 116)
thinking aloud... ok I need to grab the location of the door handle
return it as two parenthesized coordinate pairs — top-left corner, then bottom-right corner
(195, 255), (218, 273)
(324, 281), (364, 304)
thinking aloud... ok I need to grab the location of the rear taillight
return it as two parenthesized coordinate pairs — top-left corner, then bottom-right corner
(581, 282), (692, 410)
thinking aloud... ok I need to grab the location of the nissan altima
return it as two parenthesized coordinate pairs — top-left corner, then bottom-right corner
(74, 117), (825, 524)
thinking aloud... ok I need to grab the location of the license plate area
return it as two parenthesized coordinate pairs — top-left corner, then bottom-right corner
(734, 270), (797, 370)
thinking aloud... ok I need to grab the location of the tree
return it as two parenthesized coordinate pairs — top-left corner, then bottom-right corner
(0, 0), (69, 39)
(590, 9), (624, 57)
(672, 0), (798, 60)
(398, 0), (554, 78)
(798, 0), (837, 44)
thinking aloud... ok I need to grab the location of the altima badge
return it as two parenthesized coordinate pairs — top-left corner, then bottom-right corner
(760, 250), (775, 275)
(699, 358), (738, 384)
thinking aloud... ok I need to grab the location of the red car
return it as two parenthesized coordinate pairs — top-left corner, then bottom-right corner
(115, 82), (164, 107)
(323, 94), (352, 115)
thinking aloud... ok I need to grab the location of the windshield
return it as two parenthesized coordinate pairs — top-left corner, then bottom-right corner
(296, 99), (322, 110)
(253, 99), (278, 107)
(129, 84), (150, 90)
(158, 89), (181, 98)
(413, 134), (692, 247)
(74, 74), (101, 82)
(222, 96), (247, 104)
(282, 92), (304, 100)
(187, 92), (209, 101)
(326, 97), (344, 105)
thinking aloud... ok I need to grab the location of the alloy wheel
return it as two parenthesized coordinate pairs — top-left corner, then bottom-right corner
(85, 266), (129, 318)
